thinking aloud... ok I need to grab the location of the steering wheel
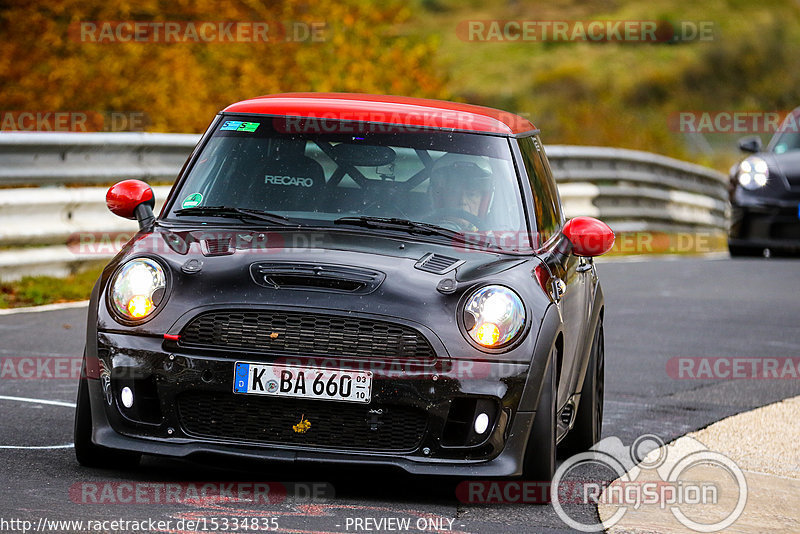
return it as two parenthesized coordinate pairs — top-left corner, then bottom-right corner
(429, 208), (484, 232)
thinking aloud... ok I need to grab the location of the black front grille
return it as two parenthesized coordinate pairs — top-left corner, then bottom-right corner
(180, 310), (436, 360)
(177, 391), (427, 452)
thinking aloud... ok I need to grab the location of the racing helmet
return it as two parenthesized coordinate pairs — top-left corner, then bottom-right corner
(430, 159), (494, 217)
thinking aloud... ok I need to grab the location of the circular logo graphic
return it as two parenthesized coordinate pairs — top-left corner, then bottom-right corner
(551, 435), (748, 533)
(267, 380), (278, 393)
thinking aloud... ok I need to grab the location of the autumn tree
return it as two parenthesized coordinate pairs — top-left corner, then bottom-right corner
(0, 0), (450, 132)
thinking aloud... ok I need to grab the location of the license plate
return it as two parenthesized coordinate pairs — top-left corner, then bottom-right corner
(233, 362), (372, 404)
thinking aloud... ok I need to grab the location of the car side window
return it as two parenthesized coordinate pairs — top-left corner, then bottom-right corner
(518, 136), (562, 244)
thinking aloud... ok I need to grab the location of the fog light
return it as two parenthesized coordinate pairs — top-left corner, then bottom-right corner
(474, 412), (490, 434)
(120, 386), (134, 408)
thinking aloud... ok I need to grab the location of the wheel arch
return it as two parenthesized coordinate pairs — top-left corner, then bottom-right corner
(518, 303), (563, 412)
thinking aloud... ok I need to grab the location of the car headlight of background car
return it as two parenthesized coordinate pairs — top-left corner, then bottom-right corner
(462, 285), (525, 349)
(737, 157), (769, 190)
(110, 258), (167, 322)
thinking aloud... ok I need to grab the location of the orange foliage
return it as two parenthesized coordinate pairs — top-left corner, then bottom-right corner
(0, 0), (450, 132)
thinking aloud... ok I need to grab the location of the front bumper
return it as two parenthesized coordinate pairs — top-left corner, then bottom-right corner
(86, 331), (539, 477)
(729, 202), (800, 251)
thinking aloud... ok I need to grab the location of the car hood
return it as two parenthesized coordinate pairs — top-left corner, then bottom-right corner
(124, 225), (529, 281)
(98, 226), (551, 361)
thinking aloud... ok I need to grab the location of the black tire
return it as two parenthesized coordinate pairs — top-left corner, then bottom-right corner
(74, 360), (141, 469)
(728, 243), (761, 257)
(560, 321), (604, 455)
(522, 346), (557, 486)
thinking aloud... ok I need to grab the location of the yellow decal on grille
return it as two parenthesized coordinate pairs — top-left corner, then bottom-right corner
(293, 414), (311, 434)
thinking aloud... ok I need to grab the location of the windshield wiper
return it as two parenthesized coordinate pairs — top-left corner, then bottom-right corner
(174, 206), (295, 226)
(333, 216), (501, 250)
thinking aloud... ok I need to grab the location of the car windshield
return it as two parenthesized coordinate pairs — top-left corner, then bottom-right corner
(770, 110), (800, 154)
(771, 131), (800, 154)
(167, 116), (527, 245)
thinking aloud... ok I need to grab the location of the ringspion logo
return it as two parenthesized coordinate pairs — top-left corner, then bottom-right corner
(551, 435), (747, 532)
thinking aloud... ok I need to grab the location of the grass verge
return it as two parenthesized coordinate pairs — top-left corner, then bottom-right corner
(0, 262), (106, 309)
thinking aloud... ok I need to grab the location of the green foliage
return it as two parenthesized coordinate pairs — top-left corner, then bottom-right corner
(410, 0), (800, 169)
(0, 263), (104, 308)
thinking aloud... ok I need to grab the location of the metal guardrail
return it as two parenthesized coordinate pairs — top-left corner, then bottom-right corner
(547, 145), (729, 233)
(0, 133), (729, 280)
(0, 132), (199, 186)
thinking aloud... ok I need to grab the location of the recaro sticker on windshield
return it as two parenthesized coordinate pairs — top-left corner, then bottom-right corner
(181, 193), (203, 208)
(265, 175), (314, 187)
(220, 120), (260, 132)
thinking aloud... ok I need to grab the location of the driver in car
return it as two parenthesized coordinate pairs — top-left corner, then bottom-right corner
(429, 160), (494, 232)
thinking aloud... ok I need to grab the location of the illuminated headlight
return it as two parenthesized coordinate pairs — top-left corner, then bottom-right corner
(737, 157), (769, 190)
(463, 285), (525, 348)
(110, 258), (166, 322)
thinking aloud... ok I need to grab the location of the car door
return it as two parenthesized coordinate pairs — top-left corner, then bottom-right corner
(517, 136), (592, 413)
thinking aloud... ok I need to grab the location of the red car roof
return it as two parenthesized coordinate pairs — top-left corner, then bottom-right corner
(223, 93), (537, 136)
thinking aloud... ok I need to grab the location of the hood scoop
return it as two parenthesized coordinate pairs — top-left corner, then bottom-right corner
(250, 262), (385, 294)
(414, 253), (464, 275)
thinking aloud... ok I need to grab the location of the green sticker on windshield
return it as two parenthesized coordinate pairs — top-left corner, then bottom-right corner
(181, 193), (203, 209)
(220, 120), (260, 132)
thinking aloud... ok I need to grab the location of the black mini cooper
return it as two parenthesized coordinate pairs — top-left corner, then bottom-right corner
(74, 93), (614, 482)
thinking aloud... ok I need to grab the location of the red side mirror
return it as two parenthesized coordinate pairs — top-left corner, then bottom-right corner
(106, 180), (155, 220)
(562, 217), (615, 257)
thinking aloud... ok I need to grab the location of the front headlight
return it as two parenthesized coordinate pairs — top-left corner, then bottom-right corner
(110, 258), (167, 322)
(463, 285), (525, 349)
(737, 157), (769, 190)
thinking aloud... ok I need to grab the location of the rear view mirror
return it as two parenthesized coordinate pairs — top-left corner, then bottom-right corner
(738, 136), (762, 153)
(106, 179), (156, 231)
(562, 217), (615, 257)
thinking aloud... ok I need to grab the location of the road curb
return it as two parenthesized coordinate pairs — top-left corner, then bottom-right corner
(0, 300), (89, 316)
(598, 395), (800, 532)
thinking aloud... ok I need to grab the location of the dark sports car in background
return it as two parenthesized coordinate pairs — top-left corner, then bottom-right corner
(74, 93), (614, 483)
(729, 107), (800, 256)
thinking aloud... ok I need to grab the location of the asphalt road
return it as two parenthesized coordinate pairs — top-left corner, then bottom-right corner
(1, 256), (798, 533)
